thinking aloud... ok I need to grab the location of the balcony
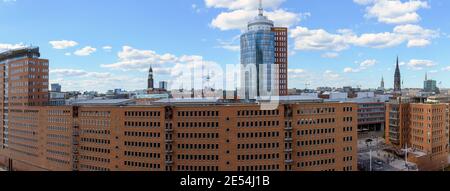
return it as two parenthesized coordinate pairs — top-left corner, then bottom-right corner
(165, 150), (173, 154)
(165, 139), (173, 143)
(285, 138), (293, 142)
(284, 126), (293, 131)
(284, 148), (293, 152)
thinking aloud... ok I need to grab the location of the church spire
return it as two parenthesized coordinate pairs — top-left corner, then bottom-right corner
(148, 65), (154, 89)
(394, 56), (401, 92)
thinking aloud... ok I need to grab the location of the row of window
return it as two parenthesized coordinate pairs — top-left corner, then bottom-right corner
(297, 149), (336, 157)
(177, 122), (219, 128)
(237, 110), (279, 116)
(297, 138), (336, 146)
(177, 144), (219, 150)
(237, 153), (280, 161)
(125, 111), (161, 117)
(80, 155), (111, 163)
(124, 131), (161, 138)
(298, 118), (336, 125)
(177, 165), (219, 171)
(297, 107), (336, 115)
(124, 151), (161, 159)
(46, 149), (70, 156)
(81, 111), (111, 117)
(237, 121), (280, 128)
(237, 165), (280, 171)
(177, 111), (219, 117)
(237, 131), (280, 138)
(81, 138), (111, 145)
(177, 133), (219, 139)
(80, 146), (111, 154)
(124, 141), (161, 148)
(47, 157), (70, 165)
(298, 159), (336, 168)
(81, 129), (111, 135)
(237, 142), (280, 149)
(80, 164), (110, 171)
(125, 121), (161, 128)
(176, 155), (219, 161)
(124, 161), (160, 169)
(297, 128), (335, 136)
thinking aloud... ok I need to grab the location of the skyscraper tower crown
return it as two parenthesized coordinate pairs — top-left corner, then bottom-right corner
(248, 0), (274, 31)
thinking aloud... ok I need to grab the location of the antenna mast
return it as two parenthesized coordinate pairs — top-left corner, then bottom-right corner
(258, 0), (264, 16)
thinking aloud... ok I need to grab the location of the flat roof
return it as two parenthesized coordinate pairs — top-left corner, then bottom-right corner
(0, 47), (40, 61)
(70, 99), (135, 106)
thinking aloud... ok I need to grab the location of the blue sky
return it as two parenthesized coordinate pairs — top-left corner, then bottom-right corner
(1, 0), (449, 92)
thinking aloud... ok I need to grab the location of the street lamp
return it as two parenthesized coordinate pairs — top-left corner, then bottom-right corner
(366, 139), (373, 171)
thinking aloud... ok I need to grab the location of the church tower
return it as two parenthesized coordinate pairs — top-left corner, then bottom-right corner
(148, 66), (154, 90)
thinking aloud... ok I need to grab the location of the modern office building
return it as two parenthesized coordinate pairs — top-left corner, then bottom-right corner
(423, 74), (439, 93)
(385, 97), (449, 171)
(240, 2), (288, 99)
(51, 83), (62, 92)
(159, 81), (168, 91)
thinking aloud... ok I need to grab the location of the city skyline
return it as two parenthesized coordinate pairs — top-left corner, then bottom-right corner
(1, 0), (450, 92)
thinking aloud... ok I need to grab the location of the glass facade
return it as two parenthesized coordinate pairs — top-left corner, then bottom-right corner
(240, 13), (276, 99)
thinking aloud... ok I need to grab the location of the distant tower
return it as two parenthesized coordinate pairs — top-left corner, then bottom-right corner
(148, 66), (154, 90)
(394, 56), (401, 92)
(380, 76), (385, 90)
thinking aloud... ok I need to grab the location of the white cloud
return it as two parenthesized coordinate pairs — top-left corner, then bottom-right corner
(0, 43), (25, 52)
(64, 52), (72, 56)
(101, 46), (177, 71)
(344, 67), (359, 73)
(211, 9), (301, 31)
(321, 52), (339, 58)
(74, 46), (97, 56)
(101, 46), (225, 91)
(442, 66), (450, 72)
(217, 36), (240, 51)
(406, 59), (436, 70)
(290, 24), (438, 51)
(360, 59), (377, 67)
(205, 0), (285, 10)
(354, 0), (430, 24)
(344, 59), (377, 73)
(49, 40), (78, 49)
(102, 46), (113, 52)
(206, 0), (304, 31)
(50, 69), (143, 92)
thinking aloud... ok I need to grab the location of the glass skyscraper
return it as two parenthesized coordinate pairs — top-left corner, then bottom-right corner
(240, 4), (277, 99)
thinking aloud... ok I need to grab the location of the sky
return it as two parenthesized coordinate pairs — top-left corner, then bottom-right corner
(1, 0), (450, 93)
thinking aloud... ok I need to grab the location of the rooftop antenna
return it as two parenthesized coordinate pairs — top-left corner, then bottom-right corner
(258, 0), (264, 16)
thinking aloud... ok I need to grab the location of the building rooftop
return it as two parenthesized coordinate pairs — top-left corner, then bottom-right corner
(0, 46), (40, 61)
(70, 99), (135, 106)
